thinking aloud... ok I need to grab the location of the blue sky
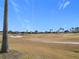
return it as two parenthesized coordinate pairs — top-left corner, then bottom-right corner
(0, 0), (79, 31)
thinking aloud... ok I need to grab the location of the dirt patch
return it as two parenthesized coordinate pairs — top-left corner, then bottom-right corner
(9, 35), (23, 38)
(28, 39), (79, 45)
(0, 50), (23, 59)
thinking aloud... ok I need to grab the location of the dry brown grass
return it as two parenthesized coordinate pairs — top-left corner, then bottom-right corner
(21, 33), (79, 41)
(0, 33), (79, 59)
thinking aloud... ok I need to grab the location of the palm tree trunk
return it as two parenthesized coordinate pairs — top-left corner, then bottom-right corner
(1, 0), (8, 53)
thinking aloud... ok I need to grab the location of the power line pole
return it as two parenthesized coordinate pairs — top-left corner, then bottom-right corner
(1, 0), (8, 53)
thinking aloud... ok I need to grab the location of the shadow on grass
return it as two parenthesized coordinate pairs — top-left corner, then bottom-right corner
(0, 50), (22, 59)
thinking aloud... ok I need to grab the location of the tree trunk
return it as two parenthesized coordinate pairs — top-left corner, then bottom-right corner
(1, 0), (8, 53)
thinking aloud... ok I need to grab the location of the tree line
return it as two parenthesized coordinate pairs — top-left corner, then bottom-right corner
(5, 27), (79, 34)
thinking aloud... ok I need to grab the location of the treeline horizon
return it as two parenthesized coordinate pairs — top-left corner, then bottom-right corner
(0, 27), (79, 34)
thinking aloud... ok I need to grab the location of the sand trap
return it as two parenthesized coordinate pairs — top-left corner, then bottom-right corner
(10, 35), (23, 38)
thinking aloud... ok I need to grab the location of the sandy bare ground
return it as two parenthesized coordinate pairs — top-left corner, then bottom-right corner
(0, 33), (79, 59)
(9, 35), (23, 38)
(8, 35), (79, 45)
(28, 39), (79, 45)
(0, 33), (78, 59)
(0, 35), (2, 37)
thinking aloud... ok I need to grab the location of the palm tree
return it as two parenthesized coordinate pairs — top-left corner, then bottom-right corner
(1, 0), (8, 53)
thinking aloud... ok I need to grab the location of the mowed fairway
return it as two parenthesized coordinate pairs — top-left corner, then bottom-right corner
(0, 33), (79, 59)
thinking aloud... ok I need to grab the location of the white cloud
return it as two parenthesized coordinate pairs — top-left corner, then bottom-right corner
(63, 1), (70, 9)
(58, 0), (71, 10)
(59, 3), (63, 10)
(10, 0), (20, 13)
